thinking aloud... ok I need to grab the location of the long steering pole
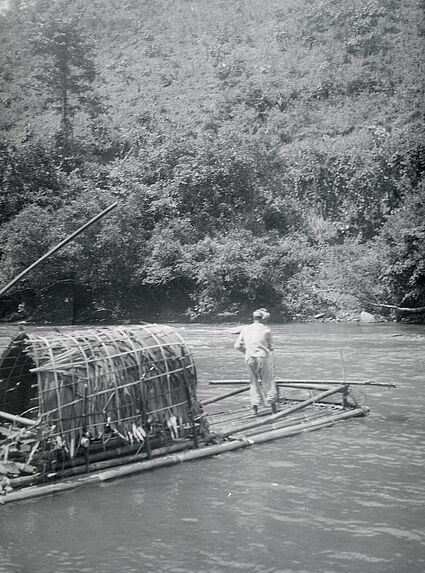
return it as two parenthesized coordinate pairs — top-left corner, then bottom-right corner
(0, 202), (118, 298)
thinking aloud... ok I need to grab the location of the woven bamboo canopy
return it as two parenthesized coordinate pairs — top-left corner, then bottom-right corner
(0, 325), (199, 458)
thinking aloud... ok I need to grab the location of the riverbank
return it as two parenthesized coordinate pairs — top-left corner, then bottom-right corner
(1, 312), (421, 329)
(2, 291), (424, 327)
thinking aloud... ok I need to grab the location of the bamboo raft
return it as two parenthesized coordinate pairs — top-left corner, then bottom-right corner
(0, 325), (391, 505)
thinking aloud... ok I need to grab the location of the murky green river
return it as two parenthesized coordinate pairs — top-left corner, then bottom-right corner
(0, 322), (424, 573)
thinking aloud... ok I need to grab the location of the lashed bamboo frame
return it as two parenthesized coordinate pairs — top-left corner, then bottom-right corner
(16, 325), (199, 458)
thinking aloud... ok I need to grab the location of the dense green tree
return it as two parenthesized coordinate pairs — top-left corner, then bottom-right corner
(376, 183), (425, 309)
(29, 5), (100, 167)
(0, 0), (424, 321)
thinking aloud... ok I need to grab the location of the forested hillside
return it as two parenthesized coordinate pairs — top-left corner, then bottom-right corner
(1, 0), (424, 322)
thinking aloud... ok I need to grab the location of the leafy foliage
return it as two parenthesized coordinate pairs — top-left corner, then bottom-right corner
(0, 0), (424, 321)
(376, 183), (425, 309)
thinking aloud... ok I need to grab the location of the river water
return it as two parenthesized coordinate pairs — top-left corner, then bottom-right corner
(0, 322), (424, 573)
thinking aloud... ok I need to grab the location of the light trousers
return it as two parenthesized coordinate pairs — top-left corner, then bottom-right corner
(246, 356), (277, 407)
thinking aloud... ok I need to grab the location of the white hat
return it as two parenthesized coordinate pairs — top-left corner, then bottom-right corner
(253, 308), (270, 320)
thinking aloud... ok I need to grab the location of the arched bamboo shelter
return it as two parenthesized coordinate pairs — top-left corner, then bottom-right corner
(0, 325), (202, 460)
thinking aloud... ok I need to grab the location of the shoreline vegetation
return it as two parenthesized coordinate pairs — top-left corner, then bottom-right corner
(0, 1), (424, 325)
(0, 309), (412, 327)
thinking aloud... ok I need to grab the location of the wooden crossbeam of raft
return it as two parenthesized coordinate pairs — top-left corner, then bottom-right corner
(208, 379), (396, 388)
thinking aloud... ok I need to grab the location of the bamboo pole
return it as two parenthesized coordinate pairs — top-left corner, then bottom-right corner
(220, 385), (346, 438)
(210, 408), (332, 438)
(273, 383), (333, 390)
(339, 349), (347, 382)
(1, 407), (365, 504)
(236, 407), (365, 444)
(201, 386), (250, 406)
(8, 440), (193, 491)
(0, 202), (117, 297)
(276, 379), (396, 388)
(208, 380), (249, 385)
(230, 410), (336, 438)
(0, 410), (37, 427)
(208, 379), (396, 388)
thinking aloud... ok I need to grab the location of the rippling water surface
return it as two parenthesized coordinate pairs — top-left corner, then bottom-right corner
(0, 322), (424, 573)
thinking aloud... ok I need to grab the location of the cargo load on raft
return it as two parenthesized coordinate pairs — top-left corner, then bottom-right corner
(0, 325), (206, 494)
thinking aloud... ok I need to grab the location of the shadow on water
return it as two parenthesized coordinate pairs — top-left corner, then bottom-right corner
(0, 322), (424, 573)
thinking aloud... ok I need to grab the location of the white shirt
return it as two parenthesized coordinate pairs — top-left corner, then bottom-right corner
(234, 322), (273, 360)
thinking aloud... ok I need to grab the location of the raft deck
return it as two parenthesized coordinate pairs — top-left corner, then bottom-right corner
(1, 380), (369, 504)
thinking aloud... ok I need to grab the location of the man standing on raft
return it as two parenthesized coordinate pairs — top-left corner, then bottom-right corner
(234, 308), (278, 415)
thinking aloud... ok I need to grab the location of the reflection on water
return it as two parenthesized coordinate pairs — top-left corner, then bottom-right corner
(0, 322), (424, 573)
